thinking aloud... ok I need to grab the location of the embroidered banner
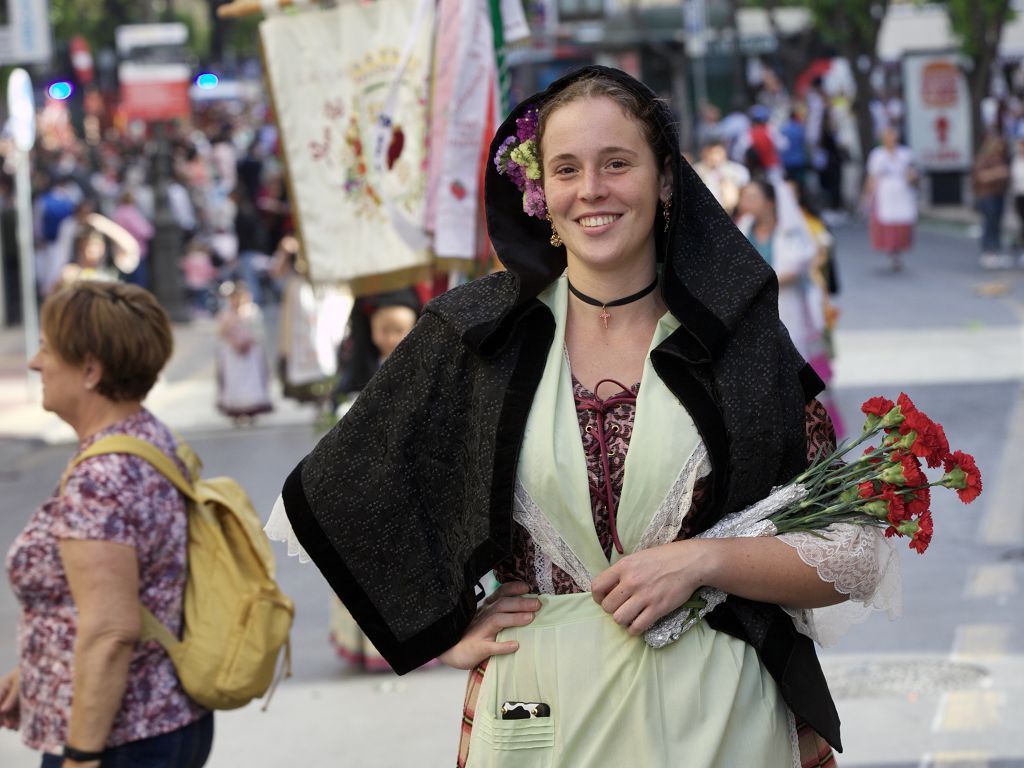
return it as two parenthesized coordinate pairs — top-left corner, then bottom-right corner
(260, 1), (433, 286)
(430, 0), (497, 262)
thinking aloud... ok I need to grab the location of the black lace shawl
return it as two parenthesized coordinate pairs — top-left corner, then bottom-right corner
(281, 66), (841, 750)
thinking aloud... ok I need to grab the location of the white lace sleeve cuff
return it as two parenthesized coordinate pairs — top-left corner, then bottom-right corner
(777, 523), (902, 647)
(265, 494), (313, 564)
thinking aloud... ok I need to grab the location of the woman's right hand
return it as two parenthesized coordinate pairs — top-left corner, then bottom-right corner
(438, 582), (541, 670)
(0, 667), (19, 730)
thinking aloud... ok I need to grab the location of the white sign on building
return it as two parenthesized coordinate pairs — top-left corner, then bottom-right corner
(0, 0), (52, 65)
(902, 51), (972, 171)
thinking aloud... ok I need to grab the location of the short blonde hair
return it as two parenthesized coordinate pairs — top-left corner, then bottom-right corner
(40, 281), (173, 402)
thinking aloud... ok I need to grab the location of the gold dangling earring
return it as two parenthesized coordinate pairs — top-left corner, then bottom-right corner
(662, 195), (672, 232)
(547, 213), (563, 248)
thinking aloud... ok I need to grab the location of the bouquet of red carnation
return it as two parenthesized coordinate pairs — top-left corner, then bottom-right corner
(646, 392), (982, 648)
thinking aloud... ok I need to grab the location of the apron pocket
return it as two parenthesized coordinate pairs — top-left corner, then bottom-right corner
(476, 711), (555, 751)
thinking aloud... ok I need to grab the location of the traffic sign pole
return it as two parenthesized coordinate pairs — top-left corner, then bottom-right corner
(16, 152), (38, 367)
(8, 68), (39, 397)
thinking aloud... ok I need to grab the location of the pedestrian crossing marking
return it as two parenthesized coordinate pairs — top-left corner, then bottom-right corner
(952, 624), (1010, 661)
(920, 751), (991, 767)
(964, 564), (1018, 600)
(979, 387), (1024, 547)
(932, 690), (1003, 732)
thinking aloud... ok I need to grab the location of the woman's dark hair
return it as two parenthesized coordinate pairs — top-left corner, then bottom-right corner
(536, 73), (674, 171)
(750, 178), (776, 206)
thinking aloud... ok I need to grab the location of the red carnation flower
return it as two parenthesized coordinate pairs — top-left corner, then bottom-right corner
(910, 512), (934, 554)
(881, 486), (910, 524)
(899, 453), (927, 487)
(858, 481), (876, 499)
(862, 396), (895, 417)
(884, 525), (898, 538)
(903, 486), (931, 517)
(901, 411), (950, 468)
(942, 450), (983, 504)
(896, 392), (919, 420)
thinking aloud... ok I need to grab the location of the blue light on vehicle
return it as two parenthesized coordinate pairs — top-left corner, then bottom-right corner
(47, 81), (73, 100)
(195, 73), (219, 90)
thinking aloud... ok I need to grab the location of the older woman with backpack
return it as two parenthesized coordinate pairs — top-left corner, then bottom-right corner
(1, 282), (213, 767)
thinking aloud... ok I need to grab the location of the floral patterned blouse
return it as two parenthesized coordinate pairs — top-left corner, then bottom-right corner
(5, 409), (206, 754)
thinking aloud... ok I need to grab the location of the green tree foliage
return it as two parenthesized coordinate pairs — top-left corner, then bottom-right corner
(49, 0), (140, 52)
(798, 0), (887, 53)
(743, 0), (889, 161)
(945, 0), (1013, 150)
(49, 0), (210, 60)
(947, 0), (1012, 59)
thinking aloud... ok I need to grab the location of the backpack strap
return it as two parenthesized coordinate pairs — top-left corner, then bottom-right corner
(61, 435), (197, 502)
(60, 434), (196, 655)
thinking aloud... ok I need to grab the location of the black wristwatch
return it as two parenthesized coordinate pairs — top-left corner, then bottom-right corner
(62, 744), (104, 763)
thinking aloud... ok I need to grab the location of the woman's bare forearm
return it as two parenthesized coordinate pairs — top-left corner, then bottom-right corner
(696, 536), (846, 609)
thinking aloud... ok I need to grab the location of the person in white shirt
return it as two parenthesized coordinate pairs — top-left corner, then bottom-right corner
(863, 126), (918, 271)
(693, 141), (751, 216)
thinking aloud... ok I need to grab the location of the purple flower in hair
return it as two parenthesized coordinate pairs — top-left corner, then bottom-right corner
(523, 179), (547, 219)
(494, 108), (548, 219)
(516, 110), (539, 143)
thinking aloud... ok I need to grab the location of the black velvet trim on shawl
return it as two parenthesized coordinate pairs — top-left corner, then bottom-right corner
(481, 300), (555, 558)
(282, 462), (472, 673)
(799, 360), (826, 402)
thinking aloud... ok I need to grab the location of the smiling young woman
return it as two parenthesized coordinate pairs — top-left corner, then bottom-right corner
(277, 67), (897, 767)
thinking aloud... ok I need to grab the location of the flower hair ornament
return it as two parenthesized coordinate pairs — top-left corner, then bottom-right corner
(493, 108), (548, 220)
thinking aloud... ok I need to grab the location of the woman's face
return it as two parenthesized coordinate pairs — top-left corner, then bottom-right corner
(28, 333), (91, 419)
(80, 234), (105, 267)
(738, 183), (767, 219)
(541, 96), (670, 274)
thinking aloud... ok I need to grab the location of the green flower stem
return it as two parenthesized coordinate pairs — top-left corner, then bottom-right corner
(679, 596), (707, 611)
(807, 428), (877, 469)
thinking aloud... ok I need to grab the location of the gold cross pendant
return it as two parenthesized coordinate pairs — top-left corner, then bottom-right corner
(599, 308), (611, 329)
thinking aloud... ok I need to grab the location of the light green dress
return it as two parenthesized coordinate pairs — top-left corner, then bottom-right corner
(466, 277), (797, 767)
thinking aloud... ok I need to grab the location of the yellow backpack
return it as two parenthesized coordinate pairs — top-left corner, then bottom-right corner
(63, 435), (294, 711)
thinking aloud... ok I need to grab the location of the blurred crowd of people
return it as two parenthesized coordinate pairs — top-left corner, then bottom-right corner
(25, 102), (291, 307)
(10, 100), (370, 426)
(693, 69), (859, 222)
(690, 74), (853, 439)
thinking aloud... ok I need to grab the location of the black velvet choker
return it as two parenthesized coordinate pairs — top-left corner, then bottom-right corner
(566, 276), (659, 329)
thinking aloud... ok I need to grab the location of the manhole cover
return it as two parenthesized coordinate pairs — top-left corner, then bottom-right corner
(822, 659), (988, 698)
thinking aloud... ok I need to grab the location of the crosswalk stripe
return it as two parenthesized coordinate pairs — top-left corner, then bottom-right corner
(979, 386), (1024, 546)
(952, 624), (1010, 661)
(964, 564), (1018, 600)
(931, 690), (1004, 732)
(920, 751), (992, 767)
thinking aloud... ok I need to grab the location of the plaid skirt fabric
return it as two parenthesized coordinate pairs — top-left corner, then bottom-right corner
(455, 660), (837, 767)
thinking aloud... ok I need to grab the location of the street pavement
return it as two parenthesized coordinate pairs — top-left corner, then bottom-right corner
(1, 219), (1023, 766)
